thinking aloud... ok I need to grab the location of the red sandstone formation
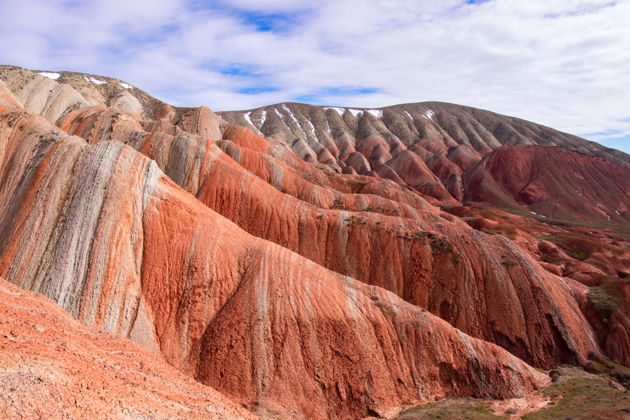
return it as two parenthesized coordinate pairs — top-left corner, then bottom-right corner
(1, 68), (629, 418)
(0, 97), (550, 418)
(51, 103), (604, 371)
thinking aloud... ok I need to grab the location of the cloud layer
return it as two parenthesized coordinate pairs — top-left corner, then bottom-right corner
(1, 0), (629, 152)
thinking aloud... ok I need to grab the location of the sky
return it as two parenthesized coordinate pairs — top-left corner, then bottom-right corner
(1, 0), (629, 153)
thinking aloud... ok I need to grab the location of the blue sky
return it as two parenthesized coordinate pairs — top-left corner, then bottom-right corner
(1, 0), (629, 153)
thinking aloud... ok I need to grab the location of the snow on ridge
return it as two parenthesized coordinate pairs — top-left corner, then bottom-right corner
(321, 106), (382, 119)
(243, 111), (264, 134)
(243, 111), (255, 127)
(85, 76), (106, 85)
(282, 104), (301, 127)
(322, 107), (345, 115)
(39, 72), (60, 80)
(304, 116), (316, 133)
(119, 82), (132, 89)
(366, 109), (383, 118)
(282, 104), (309, 139)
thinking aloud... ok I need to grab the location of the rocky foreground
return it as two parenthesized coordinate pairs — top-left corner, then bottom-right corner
(0, 278), (254, 419)
(0, 66), (629, 419)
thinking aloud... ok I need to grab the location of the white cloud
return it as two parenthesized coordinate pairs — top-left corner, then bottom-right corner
(0, 0), (629, 152)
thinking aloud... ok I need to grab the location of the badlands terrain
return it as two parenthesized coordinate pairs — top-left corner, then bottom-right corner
(0, 64), (629, 419)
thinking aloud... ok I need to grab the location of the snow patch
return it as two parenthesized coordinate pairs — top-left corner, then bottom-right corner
(282, 104), (309, 139)
(404, 111), (413, 121)
(260, 110), (267, 128)
(119, 82), (132, 89)
(274, 108), (284, 120)
(366, 109), (383, 118)
(305, 116), (316, 133)
(243, 111), (255, 127)
(39, 72), (60, 80)
(322, 107), (345, 115)
(348, 108), (363, 117)
(282, 104), (301, 127)
(85, 76), (106, 85)
(423, 109), (435, 119)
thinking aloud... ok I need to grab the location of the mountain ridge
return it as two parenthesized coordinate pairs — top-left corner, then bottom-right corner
(217, 100), (630, 167)
(0, 64), (629, 418)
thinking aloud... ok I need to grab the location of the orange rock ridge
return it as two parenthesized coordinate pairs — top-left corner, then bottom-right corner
(56, 104), (601, 369)
(1, 75), (629, 418)
(1, 101), (551, 418)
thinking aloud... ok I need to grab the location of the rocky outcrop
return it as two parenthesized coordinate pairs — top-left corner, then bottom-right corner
(0, 277), (255, 419)
(3, 64), (628, 209)
(0, 65), (167, 121)
(45, 101), (604, 373)
(0, 100), (553, 418)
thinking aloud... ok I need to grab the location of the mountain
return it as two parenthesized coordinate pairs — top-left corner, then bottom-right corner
(218, 102), (630, 168)
(0, 65), (629, 418)
(4, 63), (627, 225)
(218, 102), (629, 202)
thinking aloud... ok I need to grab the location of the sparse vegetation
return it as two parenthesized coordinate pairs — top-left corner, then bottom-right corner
(396, 398), (502, 420)
(430, 238), (454, 254)
(523, 366), (630, 420)
(584, 353), (630, 389)
(331, 196), (345, 209)
(346, 214), (368, 225)
(439, 212), (455, 222)
(396, 366), (630, 420)
(393, 228), (459, 264)
(587, 278), (626, 320)
(537, 233), (603, 261)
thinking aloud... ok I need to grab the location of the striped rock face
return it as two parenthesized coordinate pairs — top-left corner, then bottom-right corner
(55, 105), (602, 371)
(0, 70), (629, 418)
(0, 102), (550, 418)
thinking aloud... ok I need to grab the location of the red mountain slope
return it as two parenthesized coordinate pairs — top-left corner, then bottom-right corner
(464, 145), (630, 225)
(0, 69), (629, 418)
(0, 90), (551, 418)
